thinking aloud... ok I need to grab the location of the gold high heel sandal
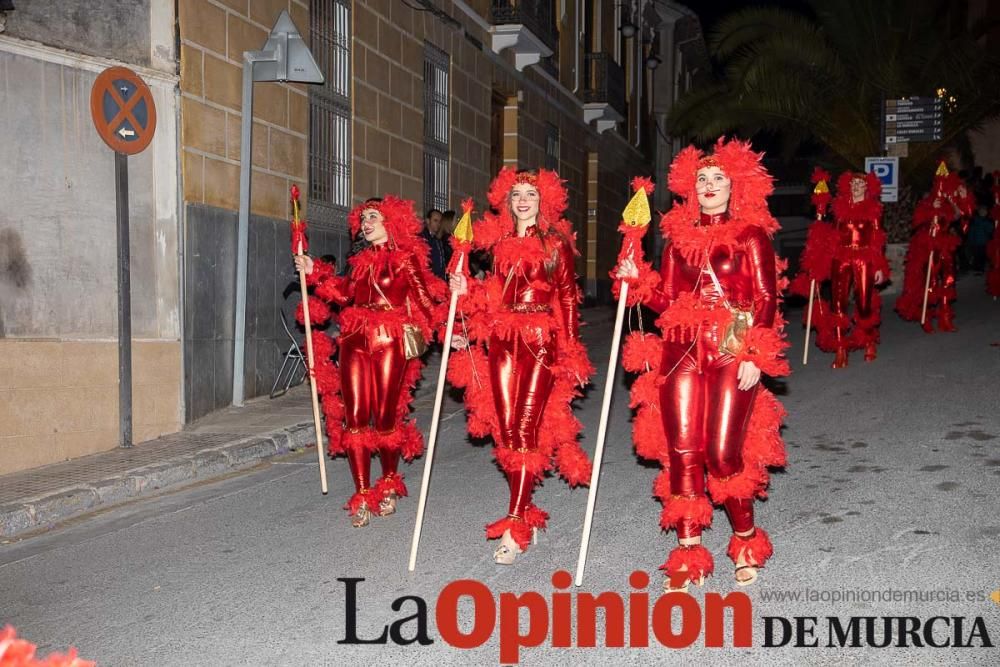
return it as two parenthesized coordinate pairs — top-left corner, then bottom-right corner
(378, 493), (398, 517)
(493, 529), (524, 565)
(351, 503), (371, 528)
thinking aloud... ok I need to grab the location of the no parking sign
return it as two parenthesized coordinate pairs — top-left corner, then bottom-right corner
(864, 156), (899, 203)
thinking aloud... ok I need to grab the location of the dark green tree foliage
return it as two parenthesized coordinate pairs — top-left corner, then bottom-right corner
(669, 0), (1000, 185)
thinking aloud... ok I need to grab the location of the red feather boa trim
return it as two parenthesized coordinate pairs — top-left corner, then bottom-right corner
(791, 221), (839, 288)
(896, 230), (960, 320)
(659, 493), (714, 532)
(611, 223), (659, 305)
(0, 625), (95, 667)
(345, 489), (373, 515)
(374, 473), (408, 500)
(659, 544), (715, 583)
(485, 504), (548, 550)
(727, 527), (774, 567)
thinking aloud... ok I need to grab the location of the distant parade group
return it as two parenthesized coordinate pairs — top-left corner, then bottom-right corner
(285, 138), (998, 593)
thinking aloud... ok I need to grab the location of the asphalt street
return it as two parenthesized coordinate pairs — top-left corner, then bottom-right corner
(1, 279), (999, 666)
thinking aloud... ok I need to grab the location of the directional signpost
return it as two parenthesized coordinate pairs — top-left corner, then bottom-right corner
(90, 66), (157, 448)
(882, 97), (943, 146)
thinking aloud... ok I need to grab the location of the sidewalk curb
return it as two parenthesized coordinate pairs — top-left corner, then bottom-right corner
(0, 422), (315, 541)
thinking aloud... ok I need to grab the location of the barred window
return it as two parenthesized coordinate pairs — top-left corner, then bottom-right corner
(423, 44), (450, 212)
(309, 0), (351, 229)
(545, 123), (559, 171)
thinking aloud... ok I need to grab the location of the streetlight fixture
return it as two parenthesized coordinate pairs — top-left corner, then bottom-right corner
(619, 2), (637, 38)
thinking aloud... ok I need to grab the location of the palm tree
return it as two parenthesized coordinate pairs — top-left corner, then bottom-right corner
(668, 0), (1000, 185)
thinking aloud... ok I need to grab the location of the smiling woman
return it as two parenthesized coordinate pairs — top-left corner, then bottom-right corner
(615, 138), (790, 592)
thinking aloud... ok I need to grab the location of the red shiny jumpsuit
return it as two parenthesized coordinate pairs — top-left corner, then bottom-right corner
(830, 212), (880, 358)
(646, 213), (778, 539)
(329, 247), (436, 498)
(490, 229), (579, 521)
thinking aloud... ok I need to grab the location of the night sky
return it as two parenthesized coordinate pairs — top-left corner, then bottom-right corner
(686, 0), (812, 35)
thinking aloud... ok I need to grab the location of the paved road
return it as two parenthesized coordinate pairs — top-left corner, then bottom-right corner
(2, 280), (999, 666)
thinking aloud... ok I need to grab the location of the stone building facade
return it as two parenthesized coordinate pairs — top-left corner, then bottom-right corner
(0, 0), (704, 473)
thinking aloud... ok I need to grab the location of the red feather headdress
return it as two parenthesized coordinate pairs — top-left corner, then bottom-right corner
(660, 137), (779, 263)
(346, 195), (424, 253)
(831, 171), (883, 221)
(475, 167), (572, 249)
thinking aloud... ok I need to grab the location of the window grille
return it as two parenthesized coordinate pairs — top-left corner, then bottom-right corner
(423, 44), (450, 212)
(309, 0), (351, 229)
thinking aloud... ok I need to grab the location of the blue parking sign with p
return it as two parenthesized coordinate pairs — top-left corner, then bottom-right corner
(864, 156), (899, 203)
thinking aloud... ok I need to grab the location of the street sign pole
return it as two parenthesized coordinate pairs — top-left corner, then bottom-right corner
(115, 151), (133, 448)
(232, 10), (324, 407)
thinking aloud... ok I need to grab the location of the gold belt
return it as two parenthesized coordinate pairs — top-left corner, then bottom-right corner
(505, 303), (552, 313)
(359, 303), (393, 311)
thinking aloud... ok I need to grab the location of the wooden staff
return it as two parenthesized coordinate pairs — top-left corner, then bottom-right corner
(803, 278), (816, 365)
(575, 178), (653, 586)
(408, 202), (474, 572)
(803, 173), (829, 366)
(290, 185), (328, 495)
(921, 222), (938, 325)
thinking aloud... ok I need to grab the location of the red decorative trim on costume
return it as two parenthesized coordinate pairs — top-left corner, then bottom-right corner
(612, 223), (660, 305)
(485, 504), (549, 550)
(792, 221), (839, 288)
(342, 427), (379, 453)
(896, 227), (961, 321)
(345, 489), (371, 515)
(482, 167), (568, 243)
(726, 527), (774, 567)
(659, 494), (714, 532)
(374, 473), (408, 500)
(305, 258), (335, 287)
(621, 331), (663, 374)
(0, 625), (95, 667)
(734, 326), (791, 377)
(296, 295), (331, 327)
(659, 544), (714, 583)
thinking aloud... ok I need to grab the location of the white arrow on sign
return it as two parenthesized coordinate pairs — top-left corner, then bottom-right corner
(117, 127), (135, 138)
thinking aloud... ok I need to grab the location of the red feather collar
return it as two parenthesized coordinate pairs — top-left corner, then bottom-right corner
(662, 212), (760, 264)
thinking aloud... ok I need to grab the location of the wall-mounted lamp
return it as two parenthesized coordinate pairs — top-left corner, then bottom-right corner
(645, 54), (662, 70)
(618, 2), (637, 38)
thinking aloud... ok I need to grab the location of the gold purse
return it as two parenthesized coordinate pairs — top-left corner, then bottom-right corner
(704, 261), (754, 356)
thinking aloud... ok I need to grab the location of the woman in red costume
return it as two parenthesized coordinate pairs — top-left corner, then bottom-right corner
(986, 171), (1000, 298)
(615, 138), (789, 589)
(896, 163), (975, 331)
(448, 168), (593, 564)
(295, 196), (444, 526)
(807, 172), (889, 366)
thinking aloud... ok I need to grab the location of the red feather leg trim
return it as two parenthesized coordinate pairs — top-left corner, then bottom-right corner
(374, 473), (408, 500)
(342, 427), (379, 453)
(727, 527), (774, 567)
(493, 446), (550, 481)
(659, 494), (714, 532)
(633, 404), (666, 464)
(659, 544), (715, 582)
(707, 390), (787, 504)
(345, 490), (373, 515)
(485, 511), (544, 550)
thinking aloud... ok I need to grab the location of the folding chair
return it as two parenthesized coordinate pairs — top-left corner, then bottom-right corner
(270, 308), (307, 398)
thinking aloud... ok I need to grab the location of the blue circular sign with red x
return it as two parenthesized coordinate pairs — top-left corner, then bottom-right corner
(90, 66), (157, 155)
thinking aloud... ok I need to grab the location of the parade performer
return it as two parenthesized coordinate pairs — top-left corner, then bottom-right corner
(294, 196), (445, 527)
(448, 167), (593, 564)
(615, 138), (789, 589)
(987, 171), (1000, 298)
(896, 163), (975, 331)
(789, 168), (837, 363)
